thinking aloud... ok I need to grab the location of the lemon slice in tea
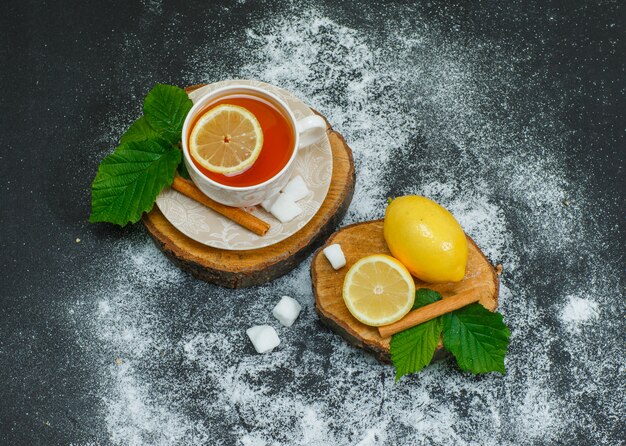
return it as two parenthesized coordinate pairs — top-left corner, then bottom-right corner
(189, 104), (264, 175)
(343, 254), (415, 327)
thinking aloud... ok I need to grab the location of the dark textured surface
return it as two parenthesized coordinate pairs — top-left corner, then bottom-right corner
(1, 1), (623, 445)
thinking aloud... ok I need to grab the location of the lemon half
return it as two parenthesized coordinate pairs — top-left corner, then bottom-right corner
(342, 254), (416, 327)
(189, 104), (263, 175)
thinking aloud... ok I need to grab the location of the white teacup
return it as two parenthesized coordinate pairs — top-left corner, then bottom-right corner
(182, 85), (327, 207)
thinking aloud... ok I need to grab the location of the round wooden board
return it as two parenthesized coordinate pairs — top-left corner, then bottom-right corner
(142, 85), (355, 288)
(312, 220), (500, 363)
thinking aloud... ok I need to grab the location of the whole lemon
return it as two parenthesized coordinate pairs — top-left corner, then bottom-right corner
(384, 195), (468, 283)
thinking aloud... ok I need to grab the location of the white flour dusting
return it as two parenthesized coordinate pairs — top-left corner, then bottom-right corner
(74, 6), (624, 446)
(561, 295), (600, 331)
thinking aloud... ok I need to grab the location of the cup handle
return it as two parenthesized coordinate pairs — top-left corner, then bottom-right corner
(296, 115), (327, 148)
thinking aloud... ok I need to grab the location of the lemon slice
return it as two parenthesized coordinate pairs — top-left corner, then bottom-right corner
(189, 104), (263, 175)
(342, 254), (416, 327)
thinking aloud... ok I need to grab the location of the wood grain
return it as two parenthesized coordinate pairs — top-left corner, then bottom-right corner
(312, 220), (499, 363)
(142, 84), (356, 288)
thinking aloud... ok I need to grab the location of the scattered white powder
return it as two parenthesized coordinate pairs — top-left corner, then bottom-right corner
(71, 6), (624, 446)
(561, 295), (600, 330)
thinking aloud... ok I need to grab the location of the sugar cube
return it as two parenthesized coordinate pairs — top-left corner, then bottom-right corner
(260, 193), (280, 213)
(246, 325), (264, 340)
(272, 296), (302, 327)
(282, 175), (310, 202)
(246, 325), (280, 354)
(270, 194), (302, 223)
(323, 243), (346, 270)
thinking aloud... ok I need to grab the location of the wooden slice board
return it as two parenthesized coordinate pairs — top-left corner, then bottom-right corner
(312, 220), (500, 363)
(142, 85), (355, 288)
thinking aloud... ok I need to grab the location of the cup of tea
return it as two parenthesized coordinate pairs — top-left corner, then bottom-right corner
(181, 85), (327, 207)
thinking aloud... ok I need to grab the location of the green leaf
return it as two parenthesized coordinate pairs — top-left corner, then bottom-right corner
(90, 139), (181, 226)
(412, 288), (442, 309)
(390, 289), (443, 381)
(90, 83), (190, 228)
(442, 303), (510, 374)
(390, 317), (443, 381)
(143, 84), (192, 144)
(177, 158), (191, 179)
(120, 116), (160, 144)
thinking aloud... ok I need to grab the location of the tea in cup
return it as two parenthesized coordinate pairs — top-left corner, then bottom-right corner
(182, 85), (326, 207)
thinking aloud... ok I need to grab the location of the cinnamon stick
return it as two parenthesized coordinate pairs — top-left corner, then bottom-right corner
(378, 287), (482, 338)
(171, 176), (270, 236)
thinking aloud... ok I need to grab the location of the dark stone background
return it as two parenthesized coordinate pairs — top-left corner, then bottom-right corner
(0, 0), (623, 444)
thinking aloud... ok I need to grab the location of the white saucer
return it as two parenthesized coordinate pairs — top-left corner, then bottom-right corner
(155, 80), (333, 251)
